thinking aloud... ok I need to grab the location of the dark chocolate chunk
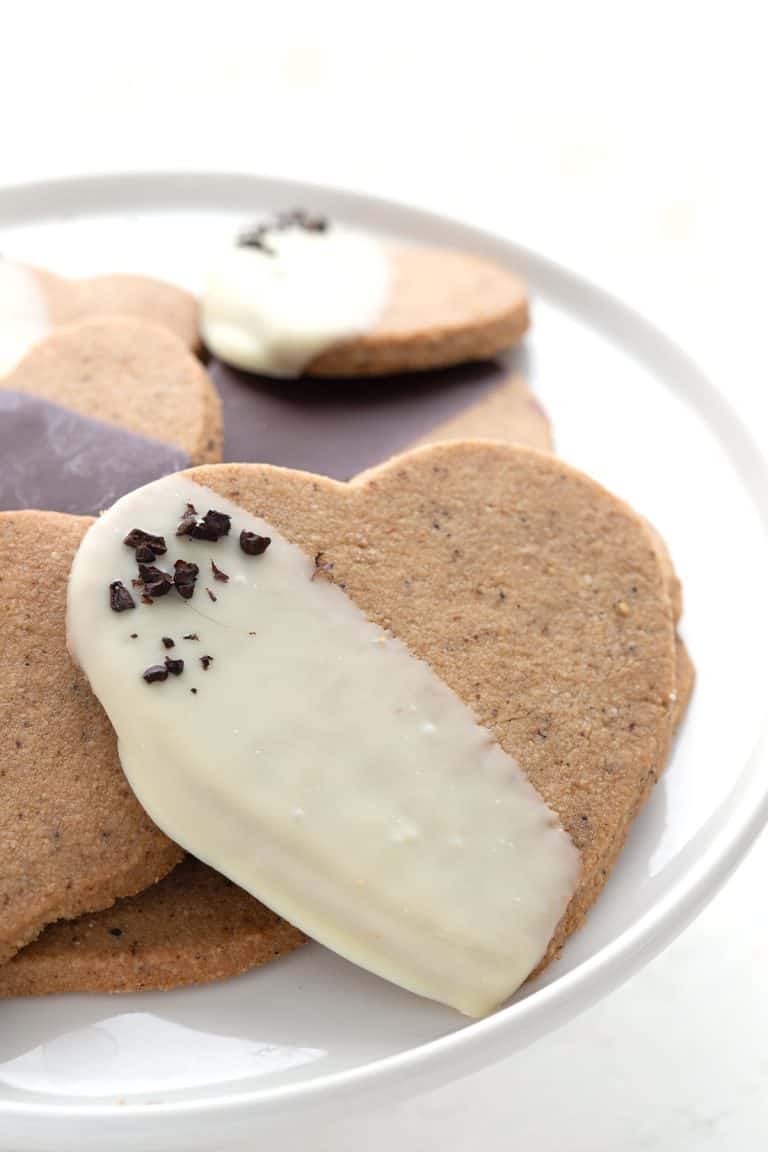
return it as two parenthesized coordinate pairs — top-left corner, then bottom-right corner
(236, 225), (275, 255)
(176, 504), (198, 536)
(123, 528), (167, 556)
(190, 509), (232, 541)
(173, 558), (199, 600)
(134, 543), (157, 564)
(240, 530), (271, 556)
(138, 563), (173, 598)
(211, 560), (229, 582)
(279, 208), (328, 233)
(164, 656), (185, 676)
(312, 551), (335, 581)
(206, 587), (217, 602)
(130, 633), (138, 639)
(161, 637), (175, 649)
(200, 655), (213, 671)
(143, 664), (168, 683)
(190, 687), (198, 694)
(108, 927), (123, 938)
(237, 209), (329, 254)
(109, 581), (135, 613)
(182, 633), (199, 641)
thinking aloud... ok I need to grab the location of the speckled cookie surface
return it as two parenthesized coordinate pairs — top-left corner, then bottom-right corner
(31, 265), (200, 352)
(182, 444), (678, 965)
(0, 443), (680, 993)
(0, 510), (182, 966)
(4, 317), (222, 465)
(0, 858), (306, 998)
(307, 247), (529, 377)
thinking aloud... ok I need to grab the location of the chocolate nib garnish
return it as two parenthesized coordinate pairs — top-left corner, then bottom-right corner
(211, 560), (229, 582)
(143, 664), (168, 684)
(312, 552), (335, 581)
(182, 633), (199, 641)
(173, 559), (199, 600)
(161, 637), (175, 649)
(193, 509), (231, 541)
(176, 505), (198, 536)
(200, 655), (213, 670)
(237, 208), (328, 252)
(206, 587), (217, 602)
(240, 530), (271, 556)
(109, 581), (135, 612)
(178, 507), (232, 542)
(138, 563), (173, 598)
(164, 656), (184, 676)
(123, 528), (167, 556)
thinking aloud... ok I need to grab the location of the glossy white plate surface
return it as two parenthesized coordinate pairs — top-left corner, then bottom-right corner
(0, 173), (766, 1152)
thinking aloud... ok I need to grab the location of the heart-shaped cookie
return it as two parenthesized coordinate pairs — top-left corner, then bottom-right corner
(29, 264), (200, 353)
(3, 317), (222, 465)
(56, 444), (677, 1013)
(0, 511), (183, 965)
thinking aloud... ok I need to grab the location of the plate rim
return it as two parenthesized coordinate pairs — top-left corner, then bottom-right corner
(0, 169), (766, 1128)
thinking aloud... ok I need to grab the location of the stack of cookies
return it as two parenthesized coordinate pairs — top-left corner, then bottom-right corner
(0, 216), (693, 1014)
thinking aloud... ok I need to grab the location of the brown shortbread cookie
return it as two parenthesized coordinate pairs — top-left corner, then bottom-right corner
(0, 858), (306, 998)
(1, 443), (681, 994)
(409, 374), (552, 454)
(31, 265), (200, 353)
(0, 511), (183, 966)
(307, 247), (529, 377)
(4, 317), (222, 465)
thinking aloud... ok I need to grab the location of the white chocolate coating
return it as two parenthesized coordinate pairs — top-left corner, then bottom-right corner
(200, 228), (390, 377)
(67, 475), (580, 1016)
(0, 261), (49, 374)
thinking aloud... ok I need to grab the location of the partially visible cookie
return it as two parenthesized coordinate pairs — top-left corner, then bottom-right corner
(307, 247), (529, 377)
(4, 317), (222, 465)
(31, 265), (200, 353)
(0, 510), (182, 965)
(409, 374), (551, 453)
(0, 391), (191, 515)
(202, 221), (528, 380)
(0, 858), (306, 998)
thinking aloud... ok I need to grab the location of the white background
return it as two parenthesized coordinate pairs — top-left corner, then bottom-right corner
(2, 2), (767, 1147)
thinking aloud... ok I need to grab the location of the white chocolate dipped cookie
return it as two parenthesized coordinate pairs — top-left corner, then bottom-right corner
(201, 210), (528, 379)
(57, 443), (678, 1014)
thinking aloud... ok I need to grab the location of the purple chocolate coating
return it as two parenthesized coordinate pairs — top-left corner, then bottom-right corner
(0, 391), (191, 516)
(212, 357), (520, 479)
(0, 352), (522, 517)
